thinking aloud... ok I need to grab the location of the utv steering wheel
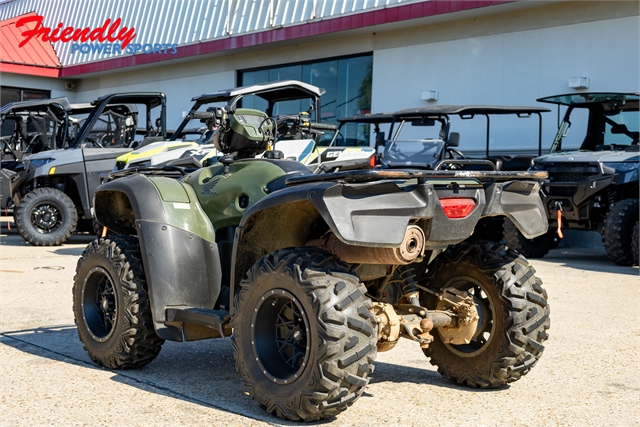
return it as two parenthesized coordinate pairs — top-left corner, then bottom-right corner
(446, 148), (466, 159)
(84, 137), (104, 148)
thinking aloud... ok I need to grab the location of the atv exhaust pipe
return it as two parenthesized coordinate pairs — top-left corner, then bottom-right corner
(307, 225), (425, 265)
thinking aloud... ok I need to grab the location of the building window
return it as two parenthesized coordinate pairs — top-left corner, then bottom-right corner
(238, 53), (373, 142)
(1, 86), (52, 138)
(1, 86), (51, 107)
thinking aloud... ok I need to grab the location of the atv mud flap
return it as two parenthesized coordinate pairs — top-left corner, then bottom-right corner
(483, 180), (548, 238)
(136, 220), (222, 341)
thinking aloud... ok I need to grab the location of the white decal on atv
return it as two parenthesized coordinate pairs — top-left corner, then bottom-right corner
(173, 203), (191, 210)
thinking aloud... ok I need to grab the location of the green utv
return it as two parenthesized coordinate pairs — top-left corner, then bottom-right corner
(73, 101), (551, 421)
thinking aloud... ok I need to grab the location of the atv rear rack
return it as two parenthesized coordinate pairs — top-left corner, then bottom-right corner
(284, 169), (548, 185)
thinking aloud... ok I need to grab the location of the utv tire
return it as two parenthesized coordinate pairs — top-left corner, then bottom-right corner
(602, 198), (639, 266)
(73, 236), (164, 369)
(232, 248), (377, 421)
(15, 187), (77, 246)
(503, 217), (559, 258)
(421, 241), (550, 388)
(632, 221), (639, 266)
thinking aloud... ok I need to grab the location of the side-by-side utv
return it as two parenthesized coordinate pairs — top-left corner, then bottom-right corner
(10, 92), (167, 246)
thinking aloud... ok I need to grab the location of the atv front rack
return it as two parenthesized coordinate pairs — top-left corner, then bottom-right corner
(107, 165), (199, 182)
(284, 169), (549, 186)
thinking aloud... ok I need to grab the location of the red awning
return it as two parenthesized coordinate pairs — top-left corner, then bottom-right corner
(0, 12), (61, 77)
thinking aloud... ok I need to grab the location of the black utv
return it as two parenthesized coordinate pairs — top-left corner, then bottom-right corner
(10, 92), (167, 246)
(503, 92), (639, 264)
(1, 97), (79, 211)
(73, 97), (551, 421)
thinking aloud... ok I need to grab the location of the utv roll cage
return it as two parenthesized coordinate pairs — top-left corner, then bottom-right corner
(170, 80), (325, 142)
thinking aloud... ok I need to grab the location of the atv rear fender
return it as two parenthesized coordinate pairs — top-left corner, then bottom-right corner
(230, 178), (546, 313)
(94, 174), (222, 341)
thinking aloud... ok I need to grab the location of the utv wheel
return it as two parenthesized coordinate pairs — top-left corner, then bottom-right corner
(15, 187), (77, 246)
(421, 241), (550, 388)
(72, 236), (164, 369)
(632, 221), (639, 266)
(231, 248), (377, 421)
(503, 217), (558, 258)
(602, 198), (639, 266)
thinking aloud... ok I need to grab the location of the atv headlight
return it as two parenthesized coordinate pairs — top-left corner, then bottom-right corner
(30, 158), (55, 168)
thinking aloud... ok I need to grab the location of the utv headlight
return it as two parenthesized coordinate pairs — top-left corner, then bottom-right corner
(603, 161), (639, 183)
(30, 158), (55, 168)
(603, 162), (639, 172)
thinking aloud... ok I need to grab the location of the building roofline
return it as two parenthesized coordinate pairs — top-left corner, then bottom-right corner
(60, 0), (511, 78)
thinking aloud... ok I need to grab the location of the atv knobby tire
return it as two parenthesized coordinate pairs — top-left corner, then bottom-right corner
(503, 217), (559, 258)
(602, 198), (639, 266)
(232, 248), (377, 421)
(73, 236), (164, 369)
(421, 241), (550, 388)
(15, 187), (77, 246)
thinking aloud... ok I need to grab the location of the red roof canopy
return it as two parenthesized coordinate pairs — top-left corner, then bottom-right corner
(0, 12), (61, 77)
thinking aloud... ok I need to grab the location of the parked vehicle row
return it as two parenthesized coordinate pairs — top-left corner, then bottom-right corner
(2, 86), (637, 267)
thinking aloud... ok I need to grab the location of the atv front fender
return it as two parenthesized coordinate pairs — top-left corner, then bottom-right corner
(94, 174), (222, 341)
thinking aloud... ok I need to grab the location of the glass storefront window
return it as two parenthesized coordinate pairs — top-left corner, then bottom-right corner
(239, 54), (373, 145)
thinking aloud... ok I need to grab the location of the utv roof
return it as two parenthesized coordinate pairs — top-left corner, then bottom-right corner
(68, 103), (95, 114)
(537, 92), (640, 107)
(338, 113), (395, 124)
(393, 105), (550, 117)
(0, 97), (73, 115)
(90, 92), (167, 107)
(193, 80), (325, 104)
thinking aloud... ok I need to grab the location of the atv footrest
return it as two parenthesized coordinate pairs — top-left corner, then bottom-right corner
(165, 307), (230, 338)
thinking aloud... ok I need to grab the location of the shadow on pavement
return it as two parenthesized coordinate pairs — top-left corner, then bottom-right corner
(541, 247), (639, 277)
(0, 323), (497, 424)
(0, 325), (334, 426)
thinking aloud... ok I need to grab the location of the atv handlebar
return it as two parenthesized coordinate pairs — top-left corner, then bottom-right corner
(276, 114), (338, 131)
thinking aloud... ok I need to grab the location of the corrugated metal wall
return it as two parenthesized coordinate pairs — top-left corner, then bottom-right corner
(0, 0), (422, 66)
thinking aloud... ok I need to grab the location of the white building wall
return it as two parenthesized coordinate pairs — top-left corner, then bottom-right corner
(371, 7), (639, 153)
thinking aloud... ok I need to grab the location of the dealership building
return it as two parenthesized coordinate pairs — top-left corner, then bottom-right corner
(0, 0), (638, 153)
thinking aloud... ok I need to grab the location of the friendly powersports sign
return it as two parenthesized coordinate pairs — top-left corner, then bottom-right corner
(15, 14), (178, 55)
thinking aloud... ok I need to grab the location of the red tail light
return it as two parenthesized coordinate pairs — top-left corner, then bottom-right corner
(369, 154), (376, 168)
(439, 198), (476, 219)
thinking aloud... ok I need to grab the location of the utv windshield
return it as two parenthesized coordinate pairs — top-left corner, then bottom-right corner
(381, 140), (444, 168)
(540, 92), (639, 152)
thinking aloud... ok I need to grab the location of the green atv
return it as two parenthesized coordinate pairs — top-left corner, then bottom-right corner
(73, 104), (551, 421)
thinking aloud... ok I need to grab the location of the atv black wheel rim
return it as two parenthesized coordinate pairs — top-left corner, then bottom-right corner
(251, 289), (310, 384)
(31, 202), (62, 234)
(82, 267), (117, 342)
(438, 276), (495, 358)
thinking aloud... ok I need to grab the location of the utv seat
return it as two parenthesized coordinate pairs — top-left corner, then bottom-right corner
(501, 155), (534, 171)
